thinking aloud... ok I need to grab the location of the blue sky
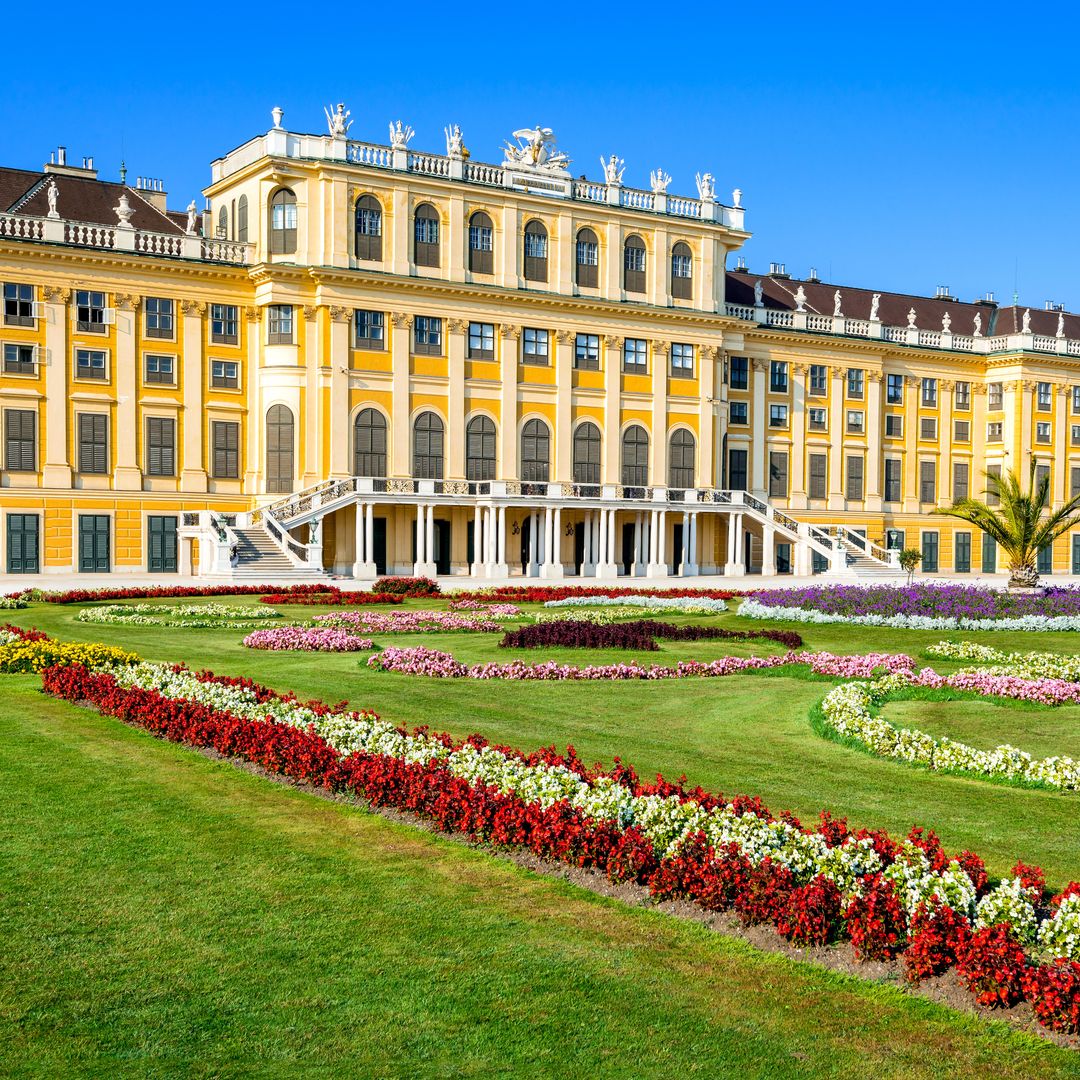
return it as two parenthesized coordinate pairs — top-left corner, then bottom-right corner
(4, 0), (1078, 309)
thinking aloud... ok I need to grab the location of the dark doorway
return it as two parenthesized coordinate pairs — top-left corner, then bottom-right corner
(574, 522), (585, 574)
(433, 519), (451, 576)
(672, 522), (684, 573)
(6, 514), (39, 573)
(520, 516), (531, 574)
(78, 515), (110, 573)
(147, 515), (178, 573)
(743, 530), (752, 574)
(621, 522), (635, 575)
(373, 517), (387, 575)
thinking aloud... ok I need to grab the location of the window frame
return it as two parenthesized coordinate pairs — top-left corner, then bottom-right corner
(574, 333), (600, 371)
(730, 356), (749, 390)
(467, 322), (495, 361)
(670, 342), (694, 377)
(76, 411), (109, 475)
(74, 347), (108, 382)
(210, 419), (240, 479)
(769, 360), (789, 394)
(3, 342), (36, 376)
(354, 194), (383, 262)
(846, 368), (864, 399)
(144, 296), (174, 340)
(269, 189), (298, 255)
(468, 211), (494, 275)
(623, 236), (646, 293)
(622, 337), (648, 374)
(145, 415), (176, 477)
(413, 203), (441, 268)
(670, 241), (693, 300)
(75, 289), (107, 334)
(3, 407), (36, 472)
(768, 403), (788, 428)
(354, 310), (385, 350)
(3, 282), (35, 327)
(521, 327), (549, 366)
(575, 228), (599, 288)
(210, 303), (239, 345)
(266, 304), (294, 346)
(211, 359), (240, 390)
(143, 352), (176, 386)
(413, 315), (444, 357)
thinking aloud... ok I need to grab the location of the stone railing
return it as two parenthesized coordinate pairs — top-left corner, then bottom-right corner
(725, 303), (1080, 357)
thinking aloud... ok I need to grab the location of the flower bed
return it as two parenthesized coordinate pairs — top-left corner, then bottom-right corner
(927, 641), (1080, 682)
(1, 623), (48, 642)
(371, 576), (440, 597)
(0, 595), (28, 610)
(315, 609), (503, 634)
(500, 620), (803, 652)
(258, 590), (403, 605)
(546, 594), (728, 615)
(243, 627), (376, 652)
(37, 583), (333, 605)
(40, 656), (1080, 1033)
(0, 638), (138, 674)
(741, 584), (1080, 631)
(76, 603), (284, 629)
(447, 599), (522, 617)
(474, 585), (743, 604)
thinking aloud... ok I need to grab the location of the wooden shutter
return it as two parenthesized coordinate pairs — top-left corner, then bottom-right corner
(4, 409), (36, 472)
(212, 421), (239, 479)
(78, 413), (108, 474)
(147, 417), (175, 476)
(809, 454), (827, 500)
(7, 514), (39, 573)
(148, 515), (178, 573)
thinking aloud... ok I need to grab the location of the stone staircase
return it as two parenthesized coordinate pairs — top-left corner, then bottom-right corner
(230, 526), (329, 581)
(835, 539), (906, 580)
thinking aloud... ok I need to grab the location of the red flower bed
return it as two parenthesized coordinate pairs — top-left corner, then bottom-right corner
(480, 585), (745, 604)
(257, 590), (403, 606)
(499, 620), (803, 652)
(371, 576), (440, 597)
(1, 623), (48, 641)
(41, 584), (333, 605)
(39, 661), (1080, 1035)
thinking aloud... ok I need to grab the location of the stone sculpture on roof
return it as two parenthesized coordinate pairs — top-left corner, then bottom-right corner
(942, 311), (951, 333)
(444, 124), (465, 159)
(1057, 312), (1066, 338)
(973, 311), (983, 337)
(325, 103), (352, 138)
(46, 179), (59, 218)
(114, 193), (135, 229)
(753, 279), (764, 307)
(907, 307), (917, 328)
(389, 121), (415, 150)
(1022, 308), (1032, 333)
(695, 172), (715, 201)
(185, 200), (198, 235)
(649, 169), (671, 194)
(833, 290), (843, 317)
(503, 126), (570, 172)
(869, 293), (880, 321)
(794, 285), (807, 312)
(600, 155), (625, 186)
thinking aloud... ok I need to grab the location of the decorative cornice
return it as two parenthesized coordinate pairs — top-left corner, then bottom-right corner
(244, 305), (261, 322)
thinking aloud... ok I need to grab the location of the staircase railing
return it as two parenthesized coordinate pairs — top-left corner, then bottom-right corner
(260, 508), (324, 571)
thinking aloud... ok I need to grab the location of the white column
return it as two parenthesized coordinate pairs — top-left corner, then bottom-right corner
(353, 503), (376, 579)
(609, 511), (617, 575)
(688, 512), (699, 574)
(366, 504), (375, 570)
(658, 510), (668, 569)
(632, 511), (644, 575)
(582, 510), (593, 572)
(496, 506), (508, 574)
(471, 503), (483, 575)
(680, 511), (690, 575)
(541, 505), (560, 577)
(529, 509), (540, 576)
(425, 504), (435, 572)
(761, 523), (777, 577)
(414, 504), (425, 574)
(596, 509), (606, 568)
(547, 506), (563, 577)
(647, 509), (668, 578)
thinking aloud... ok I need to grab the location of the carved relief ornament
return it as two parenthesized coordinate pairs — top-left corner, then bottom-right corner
(42, 285), (69, 303)
(180, 299), (206, 317)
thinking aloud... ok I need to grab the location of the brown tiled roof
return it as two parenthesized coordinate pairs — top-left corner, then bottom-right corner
(726, 271), (999, 336)
(992, 305), (1080, 338)
(0, 168), (42, 212)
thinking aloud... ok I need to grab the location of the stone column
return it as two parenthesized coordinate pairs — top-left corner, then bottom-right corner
(447, 319), (467, 479)
(554, 331), (574, 480)
(751, 358), (768, 497)
(353, 503), (376, 578)
(471, 502), (483, 575)
(688, 512), (699, 574)
(529, 509), (540, 575)
(413, 504), (425, 573)
(680, 510), (690, 575)
(632, 510), (644, 576)
(789, 362), (808, 508)
(41, 286), (71, 488)
(865, 369), (883, 511)
(761, 523), (776, 577)
(496, 505), (508, 575)
(390, 313), (413, 477)
(113, 293), (142, 489)
(499, 325), (520, 479)
(328, 306), (352, 479)
(366, 504), (375, 570)
(651, 340), (669, 487)
(179, 299), (207, 491)
(827, 366), (846, 510)
(425, 504), (435, 573)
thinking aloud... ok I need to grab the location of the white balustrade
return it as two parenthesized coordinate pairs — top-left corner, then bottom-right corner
(464, 161), (504, 185)
(984, 336), (1010, 351)
(725, 304), (755, 320)
(844, 318), (870, 336)
(65, 221), (115, 249)
(666, 196), (702, 218)
(806, 314), (832, 332)
(1033, 335), (1057, 352)
(407, 152), (450, 177)
(0, 213), (45, 240)
(135, 231), (184, 257)
(347, 142), (392, 168)
(882, 326), (907, 342)
(765, 309), (794, 328)
(951, 334), (975, 351)
(619, 188), (655, 211)
(918, 330), (942, 348)
(573, 180), (606, 202)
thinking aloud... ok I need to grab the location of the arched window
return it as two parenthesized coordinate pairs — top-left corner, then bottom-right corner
(575, 228), (599, 288)
(623, 235), (646, 293)
(669, 429), (696, 488)
(671, 242), (693, 300)
(468, 211), (493, 274)
(355, 195), (382, 261)
(621, 425), (649, 486)
(237, 195), (248, 243)
(466, 415), (496, 481)
(520, 418), (550, 483)
(354, 408), (387, 477)
(413, 411), (444, 479)
(217, 205), (228, 239)
(265, 404), (294, 493)
(524, 220), (548, 282)
(572, 422), (601, 485)
(414, 203), (440, 268)
(269, 189), (297, 255)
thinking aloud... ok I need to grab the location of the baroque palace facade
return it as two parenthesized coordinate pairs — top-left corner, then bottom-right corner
(1, 105), (1079, 580)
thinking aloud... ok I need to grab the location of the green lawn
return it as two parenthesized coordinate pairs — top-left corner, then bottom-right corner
(2, 678), (1078, 1079)
(8, 597), (1079, 888)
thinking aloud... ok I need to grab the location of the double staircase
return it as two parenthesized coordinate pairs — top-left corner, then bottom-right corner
(229, 526), (330, 581)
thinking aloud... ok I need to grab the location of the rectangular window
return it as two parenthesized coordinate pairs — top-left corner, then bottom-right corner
(622, 337), (647, 373)
(847, 368), (864, 399)
(809, 364), (828, 396)
(467, 322), (495, 360)
(921, 378), (937, 407)
(1072, 466), (1080, 499)
(267, 304), (294, 345)
(884, 458), (902, 503)
(3, 408), (36, 472)
(211, 420), (240, 479)
(672, 252), (692, 280)
(988, 382), (1003, 410)
(1073, 386), (1080, 414)
(1036, 421), (1052, 443)
(729, 401), (748, 425)
(982, 536), (997, 573)
(885, 372), (903, 405)
(77, 413), (108, 474)
(919, 459), (936, 504)
(670, 342), (694, 376)
(808, 407), (827, 431)
(987, 421), (1003, 441)
(1074, 536), (1080, 575)
(986, 463), (1001, 506)
(144, 353), (175, 385)
(211, 304), (238, 344)
(522, 328), (549, 365)
(524, 230), (547, 259)
(3, 342), (36, 375)
(1072, 424), (1080, 447)
(1036, 463), (1051, 505)
(576, 238), (598, 267)
(728, 448), (748, 490)
(145, 416), (176, 476)
(769, 404), (788, 427)
(768, 451), (788, 498)
(413, 316), (443, 356)
(885, 414), (903, 438)
(75, 289), (106, 333)
(955, 531), (971, 572)
(75, 348), (107, 380)
(145, 297), (174, 339)
(415, 216), (439, 245)
(922, 531), (939, 573)
(920, 417), (937, 440)
(846, 455), (864, 500)
(3, 282), (34, 326)
(6, 513), (40, 573)
(355, 310), (385, 349)
(808, 453), (827, 499)
(211, 360), (239, 389)
(846, 410), (864, 434)
(574, 333), (600, 371)
(953, 461), (969, 500)
(730, 356), (749, 390)
(469, 223), (493, 253)
(954, 381), (971, 410)
(1038, 543), (1053, 575)
(1037, 381), (1053, 410)
(954, 419), (970, 442)
(770, 360), (788, 394)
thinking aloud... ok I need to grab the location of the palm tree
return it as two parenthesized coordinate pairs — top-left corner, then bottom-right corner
(933, 463), (1080, 588)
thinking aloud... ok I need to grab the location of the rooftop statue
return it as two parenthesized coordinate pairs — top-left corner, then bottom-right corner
(833, 290), (843, 317)
(869, 293), (880, 321)
(753, 279), (764, 307)
(1022, 308), (1032, 333)
(46, 179), (59, 218)
(942, 311), (951, 333)
(649, 169), (671, 194)
(444, 124), (465, 159)
(600, 154), (625, 186)
(1058, 312), (1066, 338)
(185, 200), (198, 236)
(695, 172), (715, 201)
(325, 103), (352, 138)
(794, 285), (807, 312)
(503, 125), (570, 172)
(732, 188), (742, 208)
(907, 307), (917, 328)
(973, 311), (983, 337)
(389, 121), (415, 150)
(114, 193), (135, 228)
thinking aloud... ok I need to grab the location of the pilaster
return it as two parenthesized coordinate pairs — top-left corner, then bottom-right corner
(180, 303), (207, 491)
(651, 340), (668, 486)
(41, 286), (71, 488)
(112, 293), (142, 488)
(554, 330), (573, 480)
(789, 362), (808, 507)
(698, 346), (717, 487)
(864, 369), (882, 510)
(750, 358), (767, 497)
(328, 306), (351, 479)
(603, 335), (620, 483)
(447, 319), (467, 478)
(499, 324), (519, 478)
(390, 312), (412, 476)
(827, 366), (845, 509)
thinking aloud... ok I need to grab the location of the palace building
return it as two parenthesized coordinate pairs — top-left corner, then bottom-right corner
(1, 106), (1078, 581)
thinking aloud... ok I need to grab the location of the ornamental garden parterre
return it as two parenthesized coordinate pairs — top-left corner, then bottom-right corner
(4, 578), (1080, 1046)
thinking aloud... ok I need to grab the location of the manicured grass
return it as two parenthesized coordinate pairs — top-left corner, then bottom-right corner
(7, 596), (1080, 887)
(1, 679), (1076, 1078)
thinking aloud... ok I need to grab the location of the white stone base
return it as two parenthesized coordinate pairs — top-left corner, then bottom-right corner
(595, 561), (620, 578)
(646, 563), (669, 579)
(540, 562), (564, 579)
(413, 561), (437, 577)
(351, 561), (378, 580)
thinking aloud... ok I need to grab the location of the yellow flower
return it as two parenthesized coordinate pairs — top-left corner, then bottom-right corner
(0, 639), (139, 674)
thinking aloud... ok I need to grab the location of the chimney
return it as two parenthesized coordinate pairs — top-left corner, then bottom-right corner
(807, 267), (820, 283)
(44, 145), (98, 179)
(769, 261), (789, 278)
(134, 176), (168, 212)
(733, 255), (748, 272)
